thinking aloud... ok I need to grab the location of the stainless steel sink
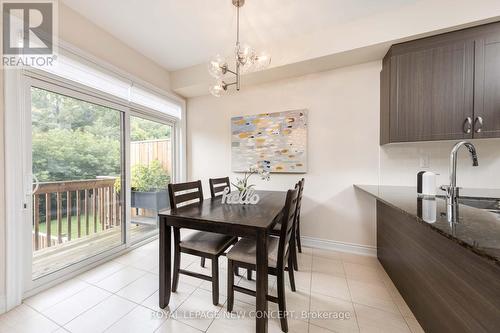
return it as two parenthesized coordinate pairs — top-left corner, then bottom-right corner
(458, 197), (500, 213)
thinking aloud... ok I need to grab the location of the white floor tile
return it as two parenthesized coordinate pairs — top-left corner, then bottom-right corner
(42, 286), (111, 325)
(116, 272), (159, 303)
(312, 256), (345, 278)
(142, 282), (196, 313)
(9, 312), (60, 333)
(0, 304), (41, 325)
(0, 304), (60, 333)
(24, 278), (89, 312)
(285, 269), (311, 292)
(313, 248), (343, 261)
(341, 253), (381, 268)
(173, 288), (222, 331)
(127, 254), (159, 272)
(311, 273), (351, 301)
(63, 295), (136, 333)
(348, 280), (399, 314)
(105, 305), (165, 333)
(344, 262), (384, 284)
(155, 318), (203, 333)
(296, 252), (313, 271)
(95, 266), (147, 293)
(309, 322), (346, 332)
(77, 261), (126, 284)
(0, 241), (421, 333)
(309, 292), (358, 332)
(354, 303), (411, 333)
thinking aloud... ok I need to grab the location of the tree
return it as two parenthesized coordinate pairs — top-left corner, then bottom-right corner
(31, 87), (172, 182)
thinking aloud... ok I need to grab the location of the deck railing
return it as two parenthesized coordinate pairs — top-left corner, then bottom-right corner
(32, 178), (122, 252)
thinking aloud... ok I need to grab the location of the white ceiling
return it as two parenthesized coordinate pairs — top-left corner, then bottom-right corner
(61, 0), (414, 71)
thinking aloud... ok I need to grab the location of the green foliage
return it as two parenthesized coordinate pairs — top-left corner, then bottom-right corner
(33, 129), (121, 181)
(130, 160), (170, 192)
(131, 117), (171, 141)
(31, 87), (171, 182)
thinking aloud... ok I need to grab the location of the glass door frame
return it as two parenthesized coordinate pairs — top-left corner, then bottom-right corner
(15, 68), (182, 295)
(127, 107), (176, 245)
(23, 75), (129, 291)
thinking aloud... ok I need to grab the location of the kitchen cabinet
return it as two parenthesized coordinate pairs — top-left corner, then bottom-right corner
(474, 33), (500, 138)
(381, 22), (500, 144)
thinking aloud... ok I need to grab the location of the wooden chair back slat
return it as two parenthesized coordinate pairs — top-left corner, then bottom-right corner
(168, 180), (204, 210)
(209, 177), (231, 198)
(294, 178), (305, 233)
(276, 184), (300, 270)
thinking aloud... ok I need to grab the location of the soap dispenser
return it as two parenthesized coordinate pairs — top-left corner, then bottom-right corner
(417, 171), (437, 197)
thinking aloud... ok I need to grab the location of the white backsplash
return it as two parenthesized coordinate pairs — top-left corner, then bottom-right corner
(379, 138), (500, 189)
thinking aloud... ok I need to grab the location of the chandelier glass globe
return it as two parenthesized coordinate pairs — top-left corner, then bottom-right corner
(208, 55), (227, 78)
(209, 81), (225, 97)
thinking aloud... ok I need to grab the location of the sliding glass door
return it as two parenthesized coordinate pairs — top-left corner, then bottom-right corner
(129, 114), (173, 243)
(30, 84), (126, 279)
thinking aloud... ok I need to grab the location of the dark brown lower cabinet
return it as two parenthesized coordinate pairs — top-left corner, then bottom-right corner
(377, 201), (500, 333)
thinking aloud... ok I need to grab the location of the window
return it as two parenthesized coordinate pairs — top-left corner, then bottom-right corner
(5, 46), (184, 288)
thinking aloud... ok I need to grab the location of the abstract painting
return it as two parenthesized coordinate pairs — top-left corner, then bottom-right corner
(231, 109), (307, 173)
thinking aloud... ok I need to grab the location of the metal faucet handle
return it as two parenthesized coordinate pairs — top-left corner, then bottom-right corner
(440, 185), (461, 196)
(440, 185), (450, 193)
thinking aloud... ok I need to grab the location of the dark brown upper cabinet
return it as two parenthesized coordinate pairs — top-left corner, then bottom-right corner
(474, 33), (500, 138)
(380, 22), (500, 144)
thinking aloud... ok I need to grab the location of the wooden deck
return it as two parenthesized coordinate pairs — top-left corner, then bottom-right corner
(33, 224), (157, 279)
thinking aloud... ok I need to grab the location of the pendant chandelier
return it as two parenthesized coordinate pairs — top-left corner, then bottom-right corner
(208, 0), (271, 97)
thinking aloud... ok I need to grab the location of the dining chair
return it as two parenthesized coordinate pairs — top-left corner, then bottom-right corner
(270, 178), (304, 271)
(168, 180), (237, 305)
(295, 178), (304, 254)
(226, 185), (299, 333)
(208, 177), (252, 279)
(209, 176), (231, 198)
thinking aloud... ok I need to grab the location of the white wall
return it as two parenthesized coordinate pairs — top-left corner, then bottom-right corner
(187, 61), (500, 250)
(188, 62), (381, 248)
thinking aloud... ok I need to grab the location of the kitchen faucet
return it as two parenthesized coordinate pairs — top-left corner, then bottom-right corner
(441, 141), (479, 223)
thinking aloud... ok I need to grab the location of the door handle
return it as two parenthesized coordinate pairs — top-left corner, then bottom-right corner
(474, 116), (484, 133)
(463, 117), (472, 134)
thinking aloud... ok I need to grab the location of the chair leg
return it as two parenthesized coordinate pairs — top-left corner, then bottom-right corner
(290, 234), (299, 271)
(201, 257), (206, 268)
(296, 218), (302, 253)
(234, 266), (240, 277)
(287, 255), (296, 292)
(247, 269), (252, 281)
(277, 270), (289, 333)
(172, 228), (181, 292)
(212, 257), (219, 305)
(227, 260), (235, 312)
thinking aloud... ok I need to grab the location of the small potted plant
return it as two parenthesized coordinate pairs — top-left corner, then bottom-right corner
(232, 165), (270, 200)
(115, 160), (170, 211)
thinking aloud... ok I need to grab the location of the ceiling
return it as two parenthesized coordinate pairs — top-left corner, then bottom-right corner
(61, 0), (415, 71)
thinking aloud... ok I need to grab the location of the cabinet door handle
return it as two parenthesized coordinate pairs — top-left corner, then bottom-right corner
(474, 116), (484, 133)
(463, 117), (472, 134)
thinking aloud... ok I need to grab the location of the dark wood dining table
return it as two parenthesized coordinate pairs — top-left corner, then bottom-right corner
(158, 190), (287, 333)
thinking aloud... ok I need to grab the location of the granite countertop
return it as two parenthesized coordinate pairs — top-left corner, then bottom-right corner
(354, 184), (500, 266)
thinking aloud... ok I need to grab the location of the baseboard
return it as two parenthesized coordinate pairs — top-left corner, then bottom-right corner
(301, 236), (377, 257)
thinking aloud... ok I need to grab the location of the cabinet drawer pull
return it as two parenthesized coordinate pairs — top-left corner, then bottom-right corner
(474, 116), (484, 133)
(463, 117), (472, 134)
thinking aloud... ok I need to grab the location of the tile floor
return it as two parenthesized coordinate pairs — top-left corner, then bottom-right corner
(0, 240), (425, 332)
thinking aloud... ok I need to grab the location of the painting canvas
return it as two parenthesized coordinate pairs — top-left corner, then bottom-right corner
(231, 109), (307, 173)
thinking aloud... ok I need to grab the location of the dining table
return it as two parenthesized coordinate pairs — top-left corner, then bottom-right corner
(158, 190), (287, 333)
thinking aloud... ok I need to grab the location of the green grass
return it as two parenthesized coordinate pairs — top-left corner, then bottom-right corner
(37, 214), (107, 240)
